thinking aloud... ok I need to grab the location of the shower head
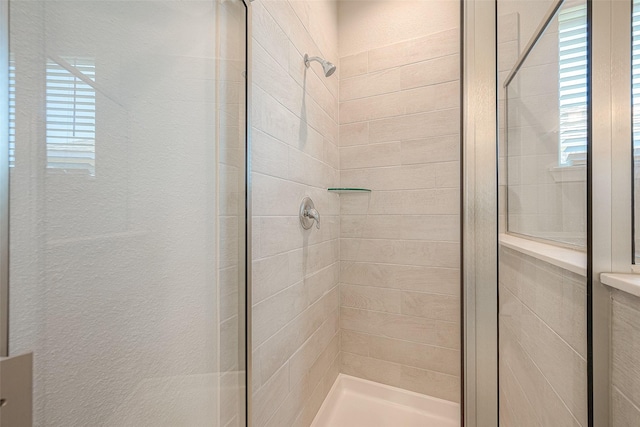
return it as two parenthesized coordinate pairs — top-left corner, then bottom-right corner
(304, 54), (336, 77)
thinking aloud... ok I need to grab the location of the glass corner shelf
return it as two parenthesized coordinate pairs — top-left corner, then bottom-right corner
(327, 188), (371, 194)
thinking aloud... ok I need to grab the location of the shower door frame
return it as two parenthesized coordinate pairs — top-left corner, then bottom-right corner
(463, 0), (640, 425)
(461, 0), (498, 425)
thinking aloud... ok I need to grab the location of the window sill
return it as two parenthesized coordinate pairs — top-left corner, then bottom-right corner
(499, 233), (587, 277)
(600, 273), (640, 298)
(549, 165), (586, 183)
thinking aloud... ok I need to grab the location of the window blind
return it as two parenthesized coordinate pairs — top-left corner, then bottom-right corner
(558, 5), (588, 166)
(9, 59), (14, 168)
(633, 0), (640, 156)
(45, 58), (96, 175)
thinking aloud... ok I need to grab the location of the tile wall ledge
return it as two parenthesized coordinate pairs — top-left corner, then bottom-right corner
(600, 273), (640, 298)
(499, 233), (587, 277)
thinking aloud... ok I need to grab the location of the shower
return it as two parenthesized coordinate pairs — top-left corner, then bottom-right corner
(304, 53), (336, 77)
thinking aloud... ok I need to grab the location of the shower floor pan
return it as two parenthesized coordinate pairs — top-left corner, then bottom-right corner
(311, 374), (460, 427)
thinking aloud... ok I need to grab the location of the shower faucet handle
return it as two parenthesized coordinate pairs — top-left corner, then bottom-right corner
(299, 197), (320, 230)
(305, 207), (321, 229)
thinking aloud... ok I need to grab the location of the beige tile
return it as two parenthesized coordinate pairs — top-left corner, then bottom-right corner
(339, 122), (369, 147)
(252, 362), (290, 426)
(340, 81), (459, 124)
(401, 292), (459, 322)
(289, 314), (339, 386)
(341, 307), (459, 349)
(305, 262), (339, 305)
(401, 135), (460, 165)
(341, 284), (402, 313)
(341, 238), (459, 268)
(368, 108), (459, 143)
(341, 329), (370, 356)
(436, 161), (460, 188)
(501, 284), (587, 426)
(341, 352), (401, 386)
(500, 247), (586, 357)
(252, 86), (323, 161)
(343, 330), (460, 376)
(498, 12), (519, 44)
(257, 216), (303, 258)
(368, 28), (460, 72)
(340, 52), (368, 78)
(340, 214), (459, 242)
(498, 40), (519, 73)
(340, 261), (460, 295)
(288, 147), (337, 188)
(341, 164), (437, 190)
(264, 323), (339, 427)
(613, 387), (640, 427)
(399, 365), (460, 403)
(252, 249), (302, 303)
(324, 139), (340, 169)
(252, 129), (289, 179)
(340, 142), (401, 169)
(340, 188), (459, 216)
(612, 291), (640, 410)
(259, 287), (339, 382)
(252, 2), (290, 69)
(253, 41), (303, 115)
(252, 172), (306, 216)
(339, 68), (401, 102)
(499, 358), (540, 427)
(253, 281), (308, 346)
(400, 54), (459, 90)
(500, 319), (583, 427)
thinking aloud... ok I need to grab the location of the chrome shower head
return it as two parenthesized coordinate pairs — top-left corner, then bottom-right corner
(304, 54), (336, 77)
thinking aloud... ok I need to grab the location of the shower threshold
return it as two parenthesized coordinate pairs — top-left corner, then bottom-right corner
(311, 374), (460, 427)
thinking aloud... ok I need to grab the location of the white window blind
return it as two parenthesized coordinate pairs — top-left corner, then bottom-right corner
(633, 0), (640, 156)
(9, 58), (96, 174)
(558, 5), (588, 166)
(45, 57), (96, 175)
(9, 59), (15, 168)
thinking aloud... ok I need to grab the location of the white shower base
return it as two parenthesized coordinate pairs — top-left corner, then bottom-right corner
(311, 374), (460, 427)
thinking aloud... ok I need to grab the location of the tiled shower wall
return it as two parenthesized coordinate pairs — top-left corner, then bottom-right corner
(499, 247), (587, 426)
(611, 290), (640, 425)
(250, 0), (341, 425)
(336, 4), (461, 402)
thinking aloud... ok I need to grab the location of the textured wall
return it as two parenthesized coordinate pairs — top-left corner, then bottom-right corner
(611, 289), (640, 425)
(499, 247), (587, 426)
(9, 1), (245, 426)
(336, 2), (461, 403)
(250, 0), (341, 425)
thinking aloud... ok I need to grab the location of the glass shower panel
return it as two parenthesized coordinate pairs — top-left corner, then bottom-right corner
(499, 0), (588, 425)
(506, 2), (587, 249)
(7, 1), (246, 425)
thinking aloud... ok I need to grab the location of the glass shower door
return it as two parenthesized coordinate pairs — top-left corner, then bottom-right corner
(5, 0), (247, 425)
(498, 0), (589, 425)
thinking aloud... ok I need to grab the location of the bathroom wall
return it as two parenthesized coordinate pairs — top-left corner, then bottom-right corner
(611, 289), (640, 425)
(250, 0), (341, 425)
(336, 1), (461, 402)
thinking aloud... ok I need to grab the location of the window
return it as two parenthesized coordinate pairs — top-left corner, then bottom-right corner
(633, 0), (640, 157)
(9, 57), (96, 174)
(45, 57), (96, 175)
(9, 58), (14, 168)
(558, 5), (588, 166)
